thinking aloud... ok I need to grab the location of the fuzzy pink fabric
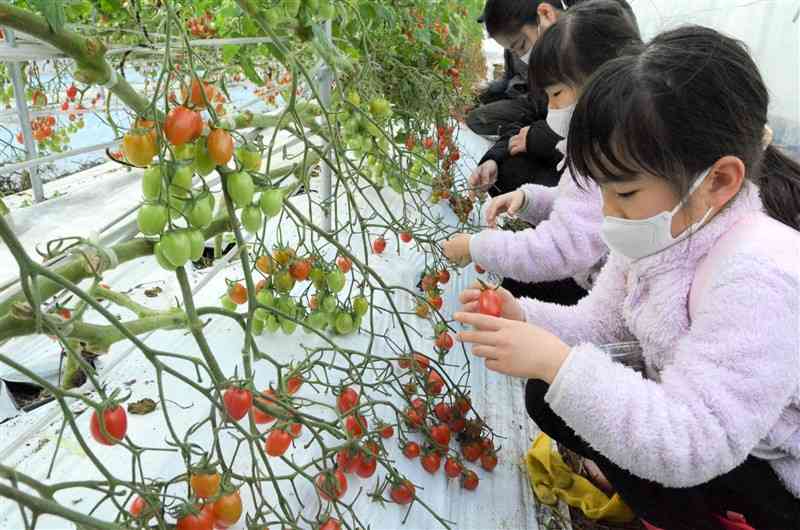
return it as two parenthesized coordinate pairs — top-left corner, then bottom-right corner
(523, 182), (800, 497)
(469, 165), (607, 288)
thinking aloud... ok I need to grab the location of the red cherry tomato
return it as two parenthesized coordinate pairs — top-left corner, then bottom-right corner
(430, 423), (451, 447)
(372, 237), (387, 254)
(336, 387), (359, 413)
(265, 429), (292, 457)
(478, 289), (503, 317)
(402, 441), (421, 459)
(90, 406), (127, 445)
(315, 469), (348, 501)
(445, 457), (462, 478)
(390, 480), (415, 505)
(223, 387), (252, 421)
(461, 469), (480, 491)
(400, 231), (413, 243)
(344, 414), (367, 438)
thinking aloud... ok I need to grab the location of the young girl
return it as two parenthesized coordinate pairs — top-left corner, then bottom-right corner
(456, 26), (800, 528)
(443, 0), (642, 297)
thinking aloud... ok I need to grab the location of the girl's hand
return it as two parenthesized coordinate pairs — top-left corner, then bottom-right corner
(458, 282), (524, 322)
(454, 311), (570, 382)
(442, 233), (473, 265)
(485, 190), (525, 228)
(509, 126), (530, 156)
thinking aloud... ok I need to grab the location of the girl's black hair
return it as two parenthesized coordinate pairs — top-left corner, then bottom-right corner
(484, 0), (574, 38)
(567, 25), (800, 230)
(528, 0), (642, 93)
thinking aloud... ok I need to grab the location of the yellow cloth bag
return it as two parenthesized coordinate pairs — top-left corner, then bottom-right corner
(525, 432), (635, 523)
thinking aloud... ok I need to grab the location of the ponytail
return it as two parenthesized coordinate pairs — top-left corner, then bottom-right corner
(759, 146), (800, 230)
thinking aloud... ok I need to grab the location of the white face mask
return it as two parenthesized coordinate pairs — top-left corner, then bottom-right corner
(519, 46), (533, 64)
(546, 103), (575, 139)
(601, 167), (715, 260)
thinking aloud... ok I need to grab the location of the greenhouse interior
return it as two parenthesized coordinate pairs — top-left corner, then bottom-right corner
(0, 1), (798, 529)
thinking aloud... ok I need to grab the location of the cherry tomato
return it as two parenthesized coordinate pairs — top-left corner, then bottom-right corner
(344, 414), (367, 438)
(255, 255), (274, 275)
(326, 270), (346, 293)
(445, 457), (462, 478)
(337, 387), (359, 413)
(337, 447), (358, 473)
(390, 480), (415, 505)
(164, 106), (202, 146)
(462, 441), (482, 462)
(449, 417), (467, 434)
(190, 472), (221, 498)
(212, 490), (242, 528)
(438, 269), (450, 284)
(226, 171), (254, 209)
(435, 332), (454, 352)
(478, 289), (503, 317)
(129, 495), (150, 519)
(372, 237), (386, 254)
(421, 275), (437, 291)
(415, 303), (430, 318)
(462, 469), (480, 491)
(207, 128), (234, 165)
(251, 389), (277, 424)
(265, 429), (292, 457)
(429, 294), (444, 311)
(176, 504), (215, 530)
(434, 402), (452, 423)
(355, 449), (378, 478)
(289, 259), (312, 281)
(122, 127), (158, 167)
(403, 441), (421, 459)
(90, 406), (127, 445)
(315, 469), (348, 501)
(422, 137), (434, 150)
(289, 421), (303, 438)
(481, 451), (498, 472)
(379, 424), (394, 439)
(430, 423), (451, 447)
(427, 370), (445, 395)
(137, 204), (168, 236)
(286, 375), (303, 395)
(475, 263), (486, 274)
(336, 256), (352, 273)
(66, 84), (78, 100)
(228, 283), (247, 305)
(456, 396), (471, 415)
(223, 387), (252, 420)
(319, 517), (342, 530)
(421, 452), (441, 474)
(259, 188), (283, 218)
(400, 231), (413, 243)
(405, 408), (424, 429)
(189, 79), (216, 109)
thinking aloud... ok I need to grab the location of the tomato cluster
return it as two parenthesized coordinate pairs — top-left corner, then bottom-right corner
(185, 11), (217, 39)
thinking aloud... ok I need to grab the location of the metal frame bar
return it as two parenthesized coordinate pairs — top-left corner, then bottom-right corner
(4, 27), (43, 202)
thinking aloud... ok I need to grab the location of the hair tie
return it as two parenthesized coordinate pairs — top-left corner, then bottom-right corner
(762, 125), (773, 151)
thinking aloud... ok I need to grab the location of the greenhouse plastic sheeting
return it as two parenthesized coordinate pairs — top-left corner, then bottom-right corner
(0, 128), (543, 530)
(633, 0), (799, 151)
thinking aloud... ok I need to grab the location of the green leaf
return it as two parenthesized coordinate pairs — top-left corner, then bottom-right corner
(29, 0), (66, 32)
(240, 56), (263, 86)
(222, 44), (241, 63)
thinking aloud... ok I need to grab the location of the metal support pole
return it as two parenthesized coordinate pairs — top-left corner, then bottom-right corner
(318, 21), (333, 233)
(4, 28), (44, 203)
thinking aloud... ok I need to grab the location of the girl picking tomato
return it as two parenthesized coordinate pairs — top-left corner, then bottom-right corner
(457, 24), (800, 529)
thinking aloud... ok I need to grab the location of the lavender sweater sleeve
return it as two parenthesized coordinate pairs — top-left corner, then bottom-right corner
(469, 170), (606, 284)
(546, 254), (800, 487)
(521, 253), (631, 346)
(516, 183), (558, 226)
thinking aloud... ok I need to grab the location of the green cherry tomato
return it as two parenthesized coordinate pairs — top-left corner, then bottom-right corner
(369, 98), (392, 120)
(154, 242), (178, 271)
(326, 270), (346, 293)
(188, 198), (212, 229)
(265, 315), (280, 333)
(172, 164), (194, 192)
(194, 139), (216, 176)
(309, 268), (326, 289)
(241, 205), (263, 234)
(321, 295), (338, 314)
(137, 204), (168, 236)
(256, 289), (274, 308)
(308, 311), (327, 330)
(142, 166), (163, 199)
(174, 143), (195, 161)
(353, 295), (369, 317)
(221, 294), (237, 311)
(237, 146), (262, 171)
(280, 318), (297, 335)
(252, 316), (265, 335)
(259, 188), (283, 218)
(274, 271), (295, 294)
(160, 230), (191, 268)
(227, 171), (255, 209)
(187, 229), (205, 261)
(335, 312), (354, 335)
